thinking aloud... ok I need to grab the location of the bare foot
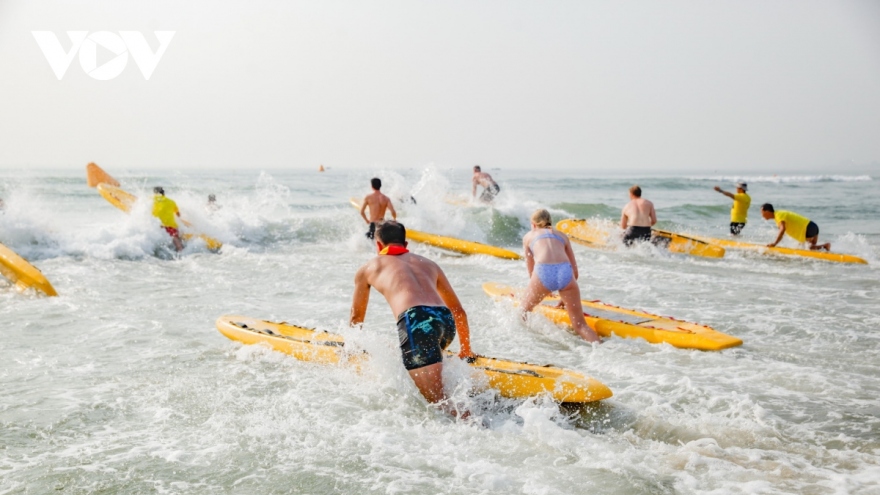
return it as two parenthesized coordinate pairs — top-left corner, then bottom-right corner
(554, 301), (566, 309)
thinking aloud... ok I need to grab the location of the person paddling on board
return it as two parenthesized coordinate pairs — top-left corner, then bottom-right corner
(521, 210), (600, 343)
(620, 185), (657, 246)
(714, 182), (751, 235)
(472, 165), (500, 203)
(761, 204), (831, 251)
(152, 187), (184, 252)
(350, 221), (474, 416)
(360, 178), (397, 240)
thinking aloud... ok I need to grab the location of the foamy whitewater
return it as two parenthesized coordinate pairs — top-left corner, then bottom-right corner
(1, 167), (878, 494)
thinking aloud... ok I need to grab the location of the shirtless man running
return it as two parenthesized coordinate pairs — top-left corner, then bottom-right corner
(620, 185), (657, 246)
(350, 221), (474, 415)
(472, 166), (500, 203)
(360, 178), (397, 240)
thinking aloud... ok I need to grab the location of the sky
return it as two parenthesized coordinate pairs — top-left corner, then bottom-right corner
(1, 0), (879, 173)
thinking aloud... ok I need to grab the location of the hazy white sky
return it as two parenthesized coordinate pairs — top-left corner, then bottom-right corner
(1, 0), (878, 172)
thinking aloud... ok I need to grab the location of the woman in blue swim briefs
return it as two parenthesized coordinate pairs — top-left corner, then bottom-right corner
(520, 209), (600, 343)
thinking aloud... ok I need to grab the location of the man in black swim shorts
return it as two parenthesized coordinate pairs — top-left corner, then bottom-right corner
(620, 185), (657, 246)
(350, 221), (474, 415)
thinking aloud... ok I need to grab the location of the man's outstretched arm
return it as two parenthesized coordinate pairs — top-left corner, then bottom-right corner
(436, 270), (473, 359)
(349, 267), (371, 326)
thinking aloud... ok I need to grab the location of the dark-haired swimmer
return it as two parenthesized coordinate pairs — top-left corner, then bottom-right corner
(761, 204), (830, 251)
(360, 178), (396, 240)
(350, 221), (474, 416)
(520, 209), (600, 343)
(620, 185), (656, 246)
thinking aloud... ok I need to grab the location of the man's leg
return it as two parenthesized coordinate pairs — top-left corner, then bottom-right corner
(807, 236), (831, 251)
(408, 362), (445, 403)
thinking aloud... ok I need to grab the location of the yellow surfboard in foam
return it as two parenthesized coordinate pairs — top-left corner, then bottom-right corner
(216, 315), (612, 403)
(96, 183), (223, 252)
(0, 242), (57, 296)
(556, 219), (725, 259)
(685, 233), (867, 264)
(483, 282), (742, 351)
(349, 198), (521, 260)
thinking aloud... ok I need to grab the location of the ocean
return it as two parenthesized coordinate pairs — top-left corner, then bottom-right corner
(1, 167), (878, 494)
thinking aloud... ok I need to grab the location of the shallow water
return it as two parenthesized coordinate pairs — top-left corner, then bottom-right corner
(1, 167), (878, 494)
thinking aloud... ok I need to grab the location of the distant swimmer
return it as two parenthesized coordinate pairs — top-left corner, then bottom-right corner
(520, 210), (600, 343)
(761, 204), (830, 251)
(350, 221), (474, 416)
(620, 185), (657, 246)
(152, 187), (184, 252)
(714, 182), (751, 235)
(206, 194), (221, 213)
(472, 165), (500, 203)
(360, 178), (397, 240)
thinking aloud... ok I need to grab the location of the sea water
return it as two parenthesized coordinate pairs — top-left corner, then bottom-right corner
(1, 167), (878, 494)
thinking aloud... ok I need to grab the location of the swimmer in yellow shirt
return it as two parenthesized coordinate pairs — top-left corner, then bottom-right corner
(714, 182), (750, 235)
(152, 186), (184, 252)
(760, 203), (830, 251)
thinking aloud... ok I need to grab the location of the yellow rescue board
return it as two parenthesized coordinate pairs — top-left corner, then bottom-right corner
(685, 233), (868, 265)
(483, 282), (742, 351)
(86, 162), (120, 188)
(96, 183), (223, 251)
(349, 198), (521, 260)
(216, 315), (612, 403)
(0, 242), (58, 296)
(556, 219), (725, 259)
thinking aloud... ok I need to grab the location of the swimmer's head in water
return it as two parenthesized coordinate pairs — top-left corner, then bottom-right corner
(629, 185), (642, 198)
(371, 178), (381, 190)
(154, 186), (165, 195)
(473, 165), (481, 172)
(531, 209), (552, 228)
(208, 194), (216, 202)
(376, 221), (406, 245)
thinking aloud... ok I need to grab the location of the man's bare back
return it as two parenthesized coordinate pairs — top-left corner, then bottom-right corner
(621, 198), (657, 229)
(361, 191), (396, 224)
(354, 253), (448, 317)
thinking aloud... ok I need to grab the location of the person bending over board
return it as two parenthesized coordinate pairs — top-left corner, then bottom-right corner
(152, 187), (184, 252)
(520, 210), (600, 343)
(761, 204), (831, 251)
(350, 221), (474, 416)
(360, 178), (397, 240)
(472, 165), (500, 203)
(620, 185), (657, 246)
(714, 182), (751, 235)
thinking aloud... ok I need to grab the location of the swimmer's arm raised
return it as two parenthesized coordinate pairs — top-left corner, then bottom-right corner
(349, 267), (371, 326)
(436, 270), (473, 359)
